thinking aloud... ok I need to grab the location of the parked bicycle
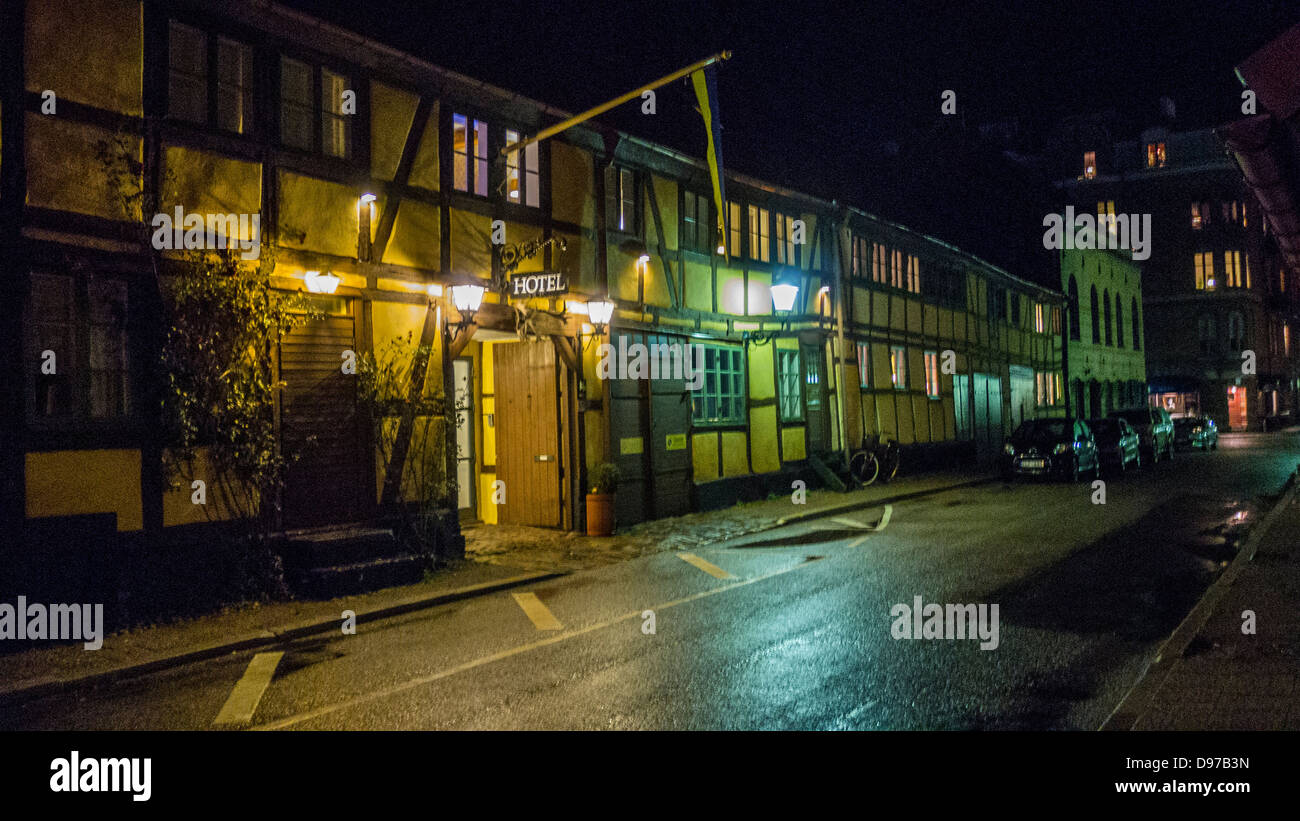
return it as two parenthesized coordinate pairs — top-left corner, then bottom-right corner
(847, 433), (901, 487)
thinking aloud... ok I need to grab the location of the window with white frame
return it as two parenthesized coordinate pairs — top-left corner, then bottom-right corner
(748, 205), (771, 262)
(777, 349), (803, 422)
(504, 130), (541, 207)
(775, 213), (797, 265)
(690, 344), (746, 426)
(856, 341), (871, 387)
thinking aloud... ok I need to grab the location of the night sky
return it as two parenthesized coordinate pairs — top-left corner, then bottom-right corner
(284, 0), (1300, 282)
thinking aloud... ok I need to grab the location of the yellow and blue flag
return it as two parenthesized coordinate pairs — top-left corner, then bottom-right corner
(691, 66), (727, 259)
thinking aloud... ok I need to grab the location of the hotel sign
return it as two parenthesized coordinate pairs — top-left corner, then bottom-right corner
(509, 272), (569, 298)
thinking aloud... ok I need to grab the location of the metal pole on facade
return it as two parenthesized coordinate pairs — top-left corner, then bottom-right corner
(499, 52), (732, 157)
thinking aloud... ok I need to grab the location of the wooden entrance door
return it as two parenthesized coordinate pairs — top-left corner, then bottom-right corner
(494, 340), (561, 526)
(279, 305), (368, 528)
(803, 343), (830, 453)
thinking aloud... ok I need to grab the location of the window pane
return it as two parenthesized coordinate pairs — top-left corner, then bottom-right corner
(280, 57), (313, 150)
(29, 274), (77, 418)
(453, 114), (468, 191)
(217, 38), (253, 134)
(89, 279), (129, 418)
(321, 69), (351, 158)
(168, 21), (207, 123)
(505, 130), (520, 202)
(474, 119), (489, 197)
(525, 142), (539, 207)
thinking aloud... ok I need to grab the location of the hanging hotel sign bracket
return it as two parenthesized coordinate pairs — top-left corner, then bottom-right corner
(498, 234), (570, 299)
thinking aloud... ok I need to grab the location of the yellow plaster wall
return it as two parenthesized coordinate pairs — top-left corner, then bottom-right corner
(26, 450), (142, 532)
(25, 0), (142, 116)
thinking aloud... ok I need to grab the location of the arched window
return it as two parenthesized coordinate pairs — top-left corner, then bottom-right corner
(1115, 296), (1124, 348)
(1131, 297), (1140, 350)
(1090, 285), (1100, 343)
(1103, 289), (1113, 345)
(1068, 276), (1081, 340)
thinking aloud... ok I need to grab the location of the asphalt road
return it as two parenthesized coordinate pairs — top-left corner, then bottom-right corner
(4, 430), (1297, 731)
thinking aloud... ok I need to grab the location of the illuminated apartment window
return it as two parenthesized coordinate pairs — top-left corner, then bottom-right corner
(604, 166), (637, 234)
(452, 114), (489, 197)
(1224, 251), (1242, 287)
(321, 69), (352, 159)
(1083, 151), (1096, 180)
(681, 191), (710, 254)
(775, 213), (797, 265)
(1245, 253), (1251, 288)
(1191, 202), (1204, 230)
(728, 201), (742, 256)
(924, 351), (939, 398)
(1146, 142), (1166, 168)
(1286, 323), (1291, 356)
(1097, 200), (1117, 239)
(873, 243), (887, 284)
(856, 341), (871, 387)
(889, 346), (907, 390)
(1034, 303), (1045, 333)
(852, 236), (870, 279)
(1194, 252), (1214, 290)
(748, 205), (771, 262)
(504, 130), (540, 208)
(890, 249), (904, 289)
(776, 349), (803, 422)
(905, 254), (920, 293)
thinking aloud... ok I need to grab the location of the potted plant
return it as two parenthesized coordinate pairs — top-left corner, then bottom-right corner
(586, 462), (620, 536)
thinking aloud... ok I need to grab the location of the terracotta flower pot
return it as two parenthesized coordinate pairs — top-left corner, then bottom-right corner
(586, 493), (615, 536)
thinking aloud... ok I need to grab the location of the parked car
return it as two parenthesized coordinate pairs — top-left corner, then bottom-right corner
(1109, 407), (1175, 462)
(1087, 417), (1141, 474)
(1001, 418), (1100, 482)
(1173, 416), (1219, 451)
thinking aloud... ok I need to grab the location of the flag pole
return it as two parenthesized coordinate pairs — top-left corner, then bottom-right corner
(499, 52), (732, 156)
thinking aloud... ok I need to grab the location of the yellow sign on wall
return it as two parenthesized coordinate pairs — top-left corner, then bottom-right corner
(665, 433), (687, 451)
(619, 437), (644, 455)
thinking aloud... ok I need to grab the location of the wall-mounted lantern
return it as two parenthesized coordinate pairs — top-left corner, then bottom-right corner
(771, 282), (800, 314)
(450, 282), (486, 332)
(587, 299), (616, 334)
(304, 270), (341, 294)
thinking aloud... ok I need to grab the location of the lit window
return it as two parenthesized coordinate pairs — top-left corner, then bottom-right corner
(1146, 142), (1166, 168)
(681, 191), (710, 254)
(873, 243), (887, 284)
(1034, 303), (1045, 333)
(1245, 253), (1251, 289)
(504, 130), (541, 208)
(1191, 202), (1204, 230)
(216, 38), (254, 135)
(321, 69), (352, 159)
(605, 166), (637, 233)
(890, 346), (907, 390)
(748, 205), (771, 262)
(452, 114), (489, 196)
(1194, 252), (1214, 290)
(1224, 251), (1242, 287)
(856, 341), (870, 387)
(775, 213), (797, 265)
(852, 236), (870, 279)
(728, 201), (742, 256)
(1285, 323), (1291, 356)
(905, 254), (920, 293)
(1097, 200), (1117, 239)
(924, 351), (939, 398)
(1083, 150), (1096, 180)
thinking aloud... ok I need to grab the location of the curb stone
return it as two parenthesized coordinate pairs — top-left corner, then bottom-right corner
(0, 570), (565, 706)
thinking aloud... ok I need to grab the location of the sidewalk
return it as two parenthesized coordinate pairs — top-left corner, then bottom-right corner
(1116, 481), (1300, 730)
(0, 467), (986, 701)
(465, 469), (990, 572)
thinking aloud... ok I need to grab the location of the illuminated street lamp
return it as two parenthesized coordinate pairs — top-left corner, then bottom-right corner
(450, 282), (486, 331)
(771, 282), (799, 313)
(587, 299), (616, 334)
(304, 270), (341, 294)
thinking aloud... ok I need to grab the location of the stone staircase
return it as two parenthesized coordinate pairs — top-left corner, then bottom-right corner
(279, 524), (427, 599)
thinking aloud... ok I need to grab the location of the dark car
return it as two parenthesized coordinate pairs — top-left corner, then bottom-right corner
(1087, 417), (1141, 473)
(1001, 418), (1100, 482)
(1173, 416), (1219, 451)
(1109, 407), (1175, 462)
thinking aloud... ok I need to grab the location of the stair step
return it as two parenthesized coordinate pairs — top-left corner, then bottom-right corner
(290, 554), (427, 599)
(281, 525), (399, 570)
(808, 452), (848, 492)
